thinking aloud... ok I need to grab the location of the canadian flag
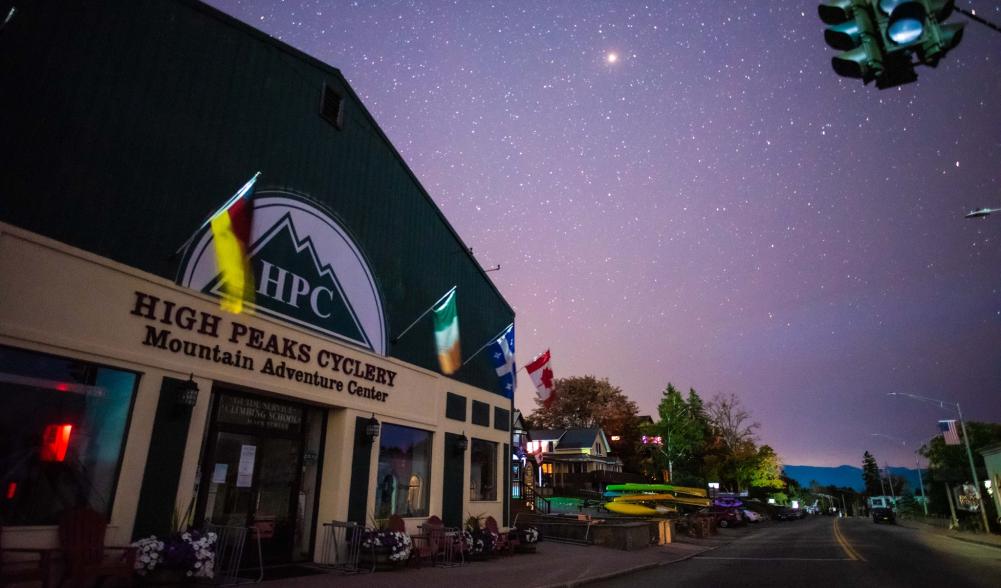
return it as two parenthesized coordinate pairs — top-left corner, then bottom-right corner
(526, 349), (556, 407)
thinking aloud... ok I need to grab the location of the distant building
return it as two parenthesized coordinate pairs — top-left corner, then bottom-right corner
(979, 442), (1001, 520)
(528, 428), (622, 492)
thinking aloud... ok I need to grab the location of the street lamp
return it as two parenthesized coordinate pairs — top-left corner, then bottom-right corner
(965, 207), (1001, 219)
(887, 392), (989, 532)
(870, 433), (929, 515)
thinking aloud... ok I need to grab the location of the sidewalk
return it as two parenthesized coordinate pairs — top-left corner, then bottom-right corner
(897, 518), (1001, 550)
(259, 538), (714, 588)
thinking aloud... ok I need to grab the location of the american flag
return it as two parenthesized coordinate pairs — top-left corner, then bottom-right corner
(938, 420), (961, 445)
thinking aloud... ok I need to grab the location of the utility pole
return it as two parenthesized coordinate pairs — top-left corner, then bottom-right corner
(884, 462), (896, 502)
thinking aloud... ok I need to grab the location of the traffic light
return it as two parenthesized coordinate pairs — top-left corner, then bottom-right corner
(819, 0), (965, 88)
(819, 0), (885, 83)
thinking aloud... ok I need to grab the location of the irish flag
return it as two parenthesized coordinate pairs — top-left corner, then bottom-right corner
(433, 288), (461, 374)
(210, 173), (259, 314)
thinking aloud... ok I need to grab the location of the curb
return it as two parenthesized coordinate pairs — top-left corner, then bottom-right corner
(898, 520), (1001, 551)
(536, 545), (717, 588)
(945, 534), (1001, 550)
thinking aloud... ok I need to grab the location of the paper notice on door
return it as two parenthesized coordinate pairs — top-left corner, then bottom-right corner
(212, 463), (228, 484)
(237, 445), (256, 488)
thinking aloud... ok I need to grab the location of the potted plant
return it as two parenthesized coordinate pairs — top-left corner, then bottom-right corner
(463, 514), (497, 559)
(132, 502), (216, 584)
(359, 520), (412, 567)
(515, 526), (539, 553)
(132, 530), (216, 583)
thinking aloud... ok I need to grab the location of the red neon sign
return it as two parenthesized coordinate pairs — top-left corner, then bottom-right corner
(40, 424), (73, 462)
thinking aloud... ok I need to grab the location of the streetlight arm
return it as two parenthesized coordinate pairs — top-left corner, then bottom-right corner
(886, 392), (956, 412)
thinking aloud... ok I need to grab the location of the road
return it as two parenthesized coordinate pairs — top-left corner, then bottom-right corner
(590, 516), (1001, 587)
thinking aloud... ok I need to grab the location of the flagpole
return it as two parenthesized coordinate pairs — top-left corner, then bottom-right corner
(174, 171), (261, 257)
(392, 286), (456, 344)
(461, 322), (513, 367)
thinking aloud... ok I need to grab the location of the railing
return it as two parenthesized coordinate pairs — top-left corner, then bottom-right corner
(534, 495), (552, 514)
(512, 512), (593, 545)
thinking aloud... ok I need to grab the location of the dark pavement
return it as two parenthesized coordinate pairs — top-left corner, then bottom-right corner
(590, 516), (1001, 588)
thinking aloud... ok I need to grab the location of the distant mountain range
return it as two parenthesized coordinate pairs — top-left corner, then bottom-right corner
(783, 465), (923, 493)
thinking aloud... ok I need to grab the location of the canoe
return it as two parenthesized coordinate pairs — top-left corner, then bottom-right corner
(612, 494), (710, 507)
(604, 502), (659, 516)
(605, 483), (708, 497)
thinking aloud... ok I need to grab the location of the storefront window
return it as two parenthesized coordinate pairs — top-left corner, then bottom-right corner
(375, 423), (431, 518)
(0, 346), (137, 525)
(470, 439), (497, 501)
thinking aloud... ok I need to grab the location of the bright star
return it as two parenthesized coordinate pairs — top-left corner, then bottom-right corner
(606, 52), (618, 64)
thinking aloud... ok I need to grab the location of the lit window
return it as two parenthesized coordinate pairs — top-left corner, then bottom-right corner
(375, 424), (432, 518)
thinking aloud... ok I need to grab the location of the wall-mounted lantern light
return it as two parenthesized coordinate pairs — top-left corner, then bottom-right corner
(364, 414), (381, 442)
(456, 432), (469, 452)
(176, 374), (199, 407)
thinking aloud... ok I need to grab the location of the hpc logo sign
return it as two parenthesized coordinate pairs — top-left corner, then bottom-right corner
(179, 192), (386, 354)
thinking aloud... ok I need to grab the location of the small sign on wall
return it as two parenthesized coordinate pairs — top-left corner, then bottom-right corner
(237, 445), (256, 488)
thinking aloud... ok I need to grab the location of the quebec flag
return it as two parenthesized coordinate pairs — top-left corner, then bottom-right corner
(489, 323), (516, 398)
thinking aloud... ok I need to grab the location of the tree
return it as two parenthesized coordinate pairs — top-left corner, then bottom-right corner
(647, 383), (705, 482)
(749, 445), (785, 490)
(920, 421), (1001, 525)
(862, 451), (880, 495)
(705, 393), (759, 452)
(527, 375), (642, 471)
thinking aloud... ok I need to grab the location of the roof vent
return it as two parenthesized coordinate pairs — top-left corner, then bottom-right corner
(321, 84), (343, 129)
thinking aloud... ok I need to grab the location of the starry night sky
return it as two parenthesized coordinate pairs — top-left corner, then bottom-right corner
(205, 0), (1001, 468)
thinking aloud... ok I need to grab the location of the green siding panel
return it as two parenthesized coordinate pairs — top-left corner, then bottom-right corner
(132, 377), (194, 540)
(347, 416), (373, 525)
(442, 433), (465, 528)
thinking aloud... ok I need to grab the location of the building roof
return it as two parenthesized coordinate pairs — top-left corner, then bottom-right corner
(527, 428), (607, 449)
(979, 441), (1001, 456)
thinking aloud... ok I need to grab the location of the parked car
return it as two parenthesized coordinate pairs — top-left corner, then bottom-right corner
(703, 507), (744, 528)
(741, 509), (762, 523)
(774, 508), (798, 521)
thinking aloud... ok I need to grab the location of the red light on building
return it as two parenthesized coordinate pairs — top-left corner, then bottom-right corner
(40, 424), (74, 462)
(5, 482), (15, 500)
(55, 383), (70, 392)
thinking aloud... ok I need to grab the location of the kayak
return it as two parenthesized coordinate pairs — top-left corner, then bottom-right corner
(605, 483), (708, 498)
(612, 494), (710, 507)
(604, 502), (659, 516)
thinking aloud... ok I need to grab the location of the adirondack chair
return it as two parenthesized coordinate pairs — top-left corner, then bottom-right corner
(58, 508), (136, 588)
(1, 524), (55, 588)
(412, 515), (449, 567)
(484, 516), (514, 556)
(386, 514), (407, 533)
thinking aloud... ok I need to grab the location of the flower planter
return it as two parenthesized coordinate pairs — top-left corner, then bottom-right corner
(358, 530), (412, 570)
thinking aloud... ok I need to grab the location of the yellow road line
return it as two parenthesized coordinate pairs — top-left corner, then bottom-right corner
(833, 518), (866, 562)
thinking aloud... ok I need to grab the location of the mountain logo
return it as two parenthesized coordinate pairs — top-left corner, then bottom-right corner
(178, 192), (386, 354)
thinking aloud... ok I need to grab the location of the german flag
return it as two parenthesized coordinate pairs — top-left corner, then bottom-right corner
(210, 173), (259, 313)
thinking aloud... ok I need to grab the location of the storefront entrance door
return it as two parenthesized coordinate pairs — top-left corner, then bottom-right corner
(203, 431), (301, 564)
(197, 390), (321, 566)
